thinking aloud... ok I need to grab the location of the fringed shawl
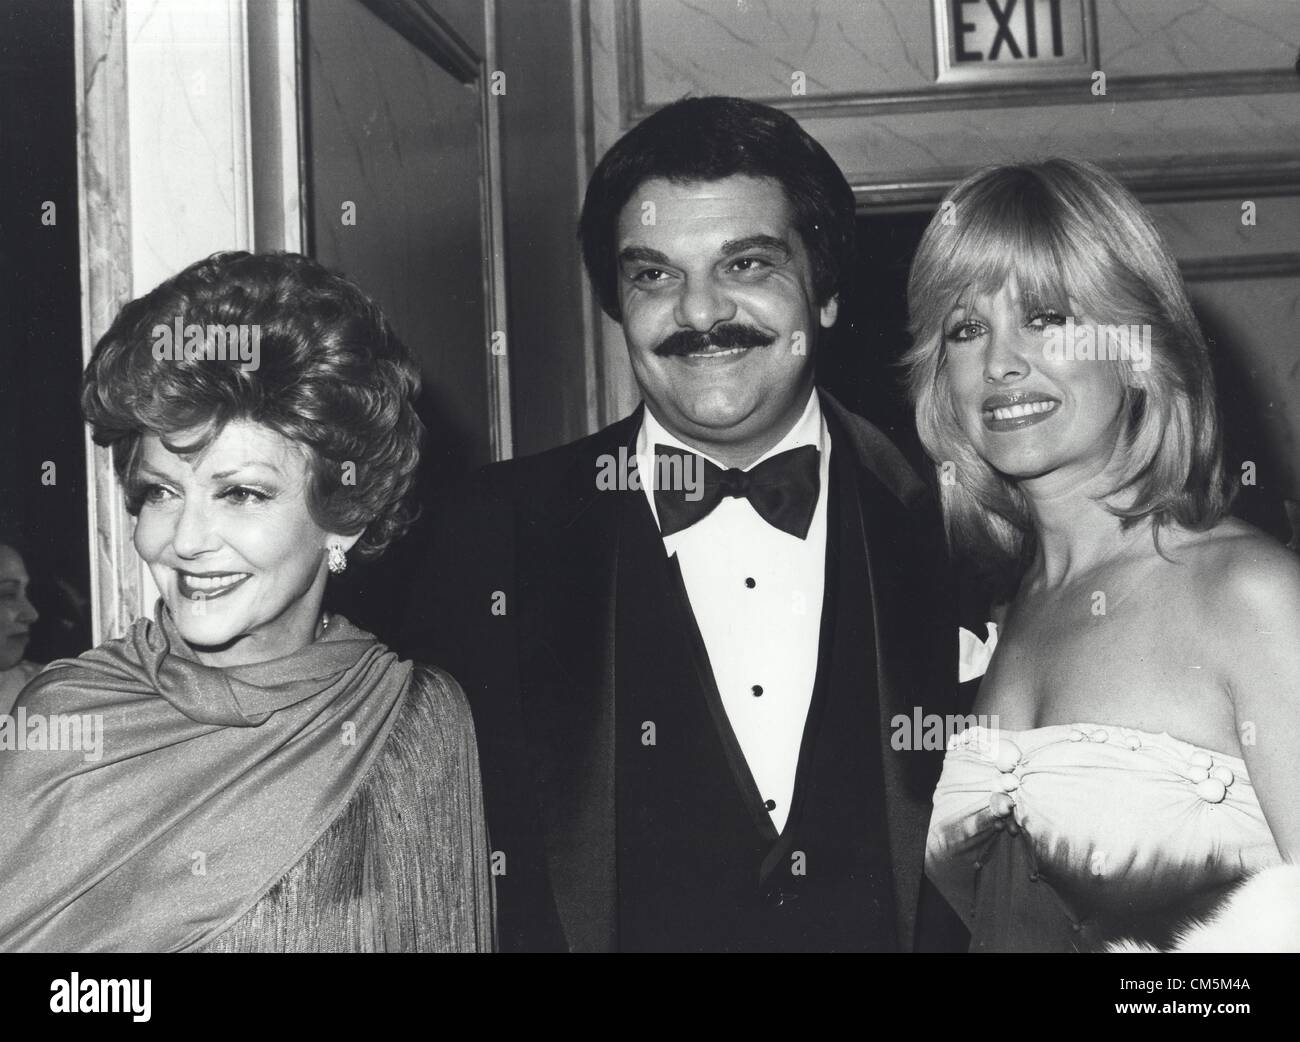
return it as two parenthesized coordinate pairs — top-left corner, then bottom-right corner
(0, 603), (476, 951)
(201, 665), (494, 952)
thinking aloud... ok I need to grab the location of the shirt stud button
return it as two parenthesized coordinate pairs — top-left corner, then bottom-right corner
(745, 577), (756, 588)
(752, 684), (764, 697)
(763, 799), (776, 811)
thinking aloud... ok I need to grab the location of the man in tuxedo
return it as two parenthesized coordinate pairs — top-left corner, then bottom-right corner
(403, 96), (967, 952)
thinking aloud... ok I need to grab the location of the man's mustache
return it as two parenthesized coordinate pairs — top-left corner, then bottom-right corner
(653, 324), (776, 357)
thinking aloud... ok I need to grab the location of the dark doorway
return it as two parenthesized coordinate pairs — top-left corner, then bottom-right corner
(0, 0), (90, 664)
(817, 211), (933, 474)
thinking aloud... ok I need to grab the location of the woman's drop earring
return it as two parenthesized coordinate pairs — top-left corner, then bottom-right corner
(327, 544), (348, 575)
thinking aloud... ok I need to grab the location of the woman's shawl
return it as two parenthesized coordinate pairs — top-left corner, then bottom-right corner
(0, 602), (412, 952)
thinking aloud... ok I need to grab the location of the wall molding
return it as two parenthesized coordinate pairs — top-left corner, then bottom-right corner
(619, 1), (1299, 123)
(248, 0), (304, 253)
(357, 0), (478, 83)
(634, 68), (1300, 123)
(572, 0), (604, 435)
(480, 0), (514, 462)
(75, 0), (139, 645)
(1180, 252), (1300, 282)
(850, 154), (1300, 210)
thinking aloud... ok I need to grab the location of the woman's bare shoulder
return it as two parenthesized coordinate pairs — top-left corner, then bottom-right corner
(1165, 518), (1300, 627)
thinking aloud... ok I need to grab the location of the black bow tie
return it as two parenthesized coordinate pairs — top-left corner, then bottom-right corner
(652, 443), (820, 539)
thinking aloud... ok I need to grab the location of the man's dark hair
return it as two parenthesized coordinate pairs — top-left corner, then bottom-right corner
(579, 95), (856, 321)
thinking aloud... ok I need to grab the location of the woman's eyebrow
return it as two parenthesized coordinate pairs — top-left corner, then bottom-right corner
(210, 462), (284, 481)
(136, 461), (285, 483)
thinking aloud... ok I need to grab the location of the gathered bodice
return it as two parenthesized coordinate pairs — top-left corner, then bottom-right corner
(925, 723), (1284, 952)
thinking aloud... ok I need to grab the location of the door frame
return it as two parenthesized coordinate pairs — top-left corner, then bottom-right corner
(341, 0), (514, 463)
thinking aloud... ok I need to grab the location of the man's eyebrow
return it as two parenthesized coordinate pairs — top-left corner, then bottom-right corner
(720, 235), (791, 257)
(617, 236), (792, 267)
(618, 246), (671, 266)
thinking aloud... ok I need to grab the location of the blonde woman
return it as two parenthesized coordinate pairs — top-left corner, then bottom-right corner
(910, 159), (1300, 952)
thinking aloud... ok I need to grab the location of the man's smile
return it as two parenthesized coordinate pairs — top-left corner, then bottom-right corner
(672, 343), (762, 364)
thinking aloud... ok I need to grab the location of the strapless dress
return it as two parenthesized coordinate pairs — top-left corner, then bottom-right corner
(925, 723), (1284, 952)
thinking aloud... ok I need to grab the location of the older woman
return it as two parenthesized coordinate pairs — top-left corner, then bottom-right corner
(0, 251), (492, 952)
(910, 159), (1300, 952)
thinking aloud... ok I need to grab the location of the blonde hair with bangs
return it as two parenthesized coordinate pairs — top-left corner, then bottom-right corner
(903, 158), (1231, 592)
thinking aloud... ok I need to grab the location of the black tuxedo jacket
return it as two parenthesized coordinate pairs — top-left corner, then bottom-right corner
(400, 389), (970, 951)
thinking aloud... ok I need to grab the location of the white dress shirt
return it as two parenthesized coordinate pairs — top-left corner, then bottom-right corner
(636, 390), (830, 833)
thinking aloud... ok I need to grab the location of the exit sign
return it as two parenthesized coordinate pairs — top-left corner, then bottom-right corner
(933, 0), (1098, 84)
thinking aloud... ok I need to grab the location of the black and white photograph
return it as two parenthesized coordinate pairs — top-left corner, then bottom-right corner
(0, 0), (1297, 1008)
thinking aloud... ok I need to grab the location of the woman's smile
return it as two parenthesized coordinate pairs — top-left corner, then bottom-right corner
(175, 570), (252, 601)
(132, 420), (353, 665)
(982, 391), (1062, 431)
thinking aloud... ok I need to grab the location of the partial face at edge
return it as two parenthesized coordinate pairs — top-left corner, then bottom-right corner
(0, 545), (37, 670)
(614, 175), (838, 456)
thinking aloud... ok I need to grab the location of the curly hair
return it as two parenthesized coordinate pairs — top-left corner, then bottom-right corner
(81, 251), (424, 560)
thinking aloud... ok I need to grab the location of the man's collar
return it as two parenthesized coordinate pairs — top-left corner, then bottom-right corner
(636, 388), (826, 475)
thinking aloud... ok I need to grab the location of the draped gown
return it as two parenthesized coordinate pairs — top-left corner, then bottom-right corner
(925, 723), (1284, 952)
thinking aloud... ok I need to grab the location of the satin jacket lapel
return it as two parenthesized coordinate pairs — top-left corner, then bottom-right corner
(821, 390), (957, 950)
(515, 408), (643, 952)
